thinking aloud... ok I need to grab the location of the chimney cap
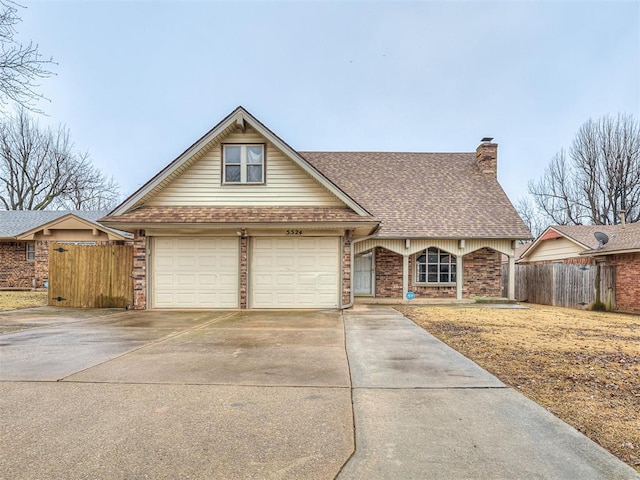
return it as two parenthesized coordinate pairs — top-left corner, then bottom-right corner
(481, 137), (494, 143)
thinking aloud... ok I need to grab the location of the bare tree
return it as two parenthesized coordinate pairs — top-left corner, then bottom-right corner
(0, 108), (119, 210)
(515, 196), (546, 238)
(525, 114), (640, 227)
(0, 0), (55, 112)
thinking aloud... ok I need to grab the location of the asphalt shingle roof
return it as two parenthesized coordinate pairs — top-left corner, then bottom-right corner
(552, 223), (640, 254)
(100, 206), (375, 224)
(301, 151), (532, 239)
(0, 210), (113, 238)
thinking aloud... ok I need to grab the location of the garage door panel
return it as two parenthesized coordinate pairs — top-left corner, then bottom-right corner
(252, 237), (339, 309)
(153, 237), (239, 309)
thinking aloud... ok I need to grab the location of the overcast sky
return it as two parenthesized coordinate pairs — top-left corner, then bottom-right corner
(17, 0), (640, 208)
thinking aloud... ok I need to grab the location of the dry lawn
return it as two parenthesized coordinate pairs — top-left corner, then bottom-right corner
(396, 304), (640, 473)
(0, 291), (48, 311)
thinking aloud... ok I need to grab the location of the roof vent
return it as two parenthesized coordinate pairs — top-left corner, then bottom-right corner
(481, 137), (494, 143)
(594, 231), (609, 249)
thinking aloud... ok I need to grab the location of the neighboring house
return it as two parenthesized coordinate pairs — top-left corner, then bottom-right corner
(518, 223), (640, 312)
(100, 106), (531, 310)
(0, 211), (131, 289)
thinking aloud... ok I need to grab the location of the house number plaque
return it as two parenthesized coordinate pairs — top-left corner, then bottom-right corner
(286, 230), (303, 235)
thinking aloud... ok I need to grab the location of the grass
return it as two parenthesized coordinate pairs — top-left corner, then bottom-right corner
(396, 304), (640, 473)
(0, 291), (48, 311)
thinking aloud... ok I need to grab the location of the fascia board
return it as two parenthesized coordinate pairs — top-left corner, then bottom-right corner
(15, 213), (128, 241)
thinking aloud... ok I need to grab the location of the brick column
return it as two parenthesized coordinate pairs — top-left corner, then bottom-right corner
(132, 230), (147, 309)
(240, 236), (248, 309)
(342, 231), (352, 306)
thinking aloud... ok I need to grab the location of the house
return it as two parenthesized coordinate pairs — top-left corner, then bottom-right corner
(0, 211), (131, 289)
(517, 224), (622, 265)
(100, 106), (531, 310)
(518, 222), (640, 312)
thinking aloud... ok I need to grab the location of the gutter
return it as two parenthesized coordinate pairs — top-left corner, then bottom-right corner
(342, 224), (382, 309)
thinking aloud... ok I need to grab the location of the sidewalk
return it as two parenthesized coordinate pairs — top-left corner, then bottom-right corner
(337, 305), (639, 480)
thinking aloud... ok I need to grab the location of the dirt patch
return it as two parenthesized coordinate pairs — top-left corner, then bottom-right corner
(396, 304), (640, 473)
(0, 291), (48, 311)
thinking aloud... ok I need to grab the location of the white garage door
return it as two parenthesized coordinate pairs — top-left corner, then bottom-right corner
(153, 237), (239, 308)
(252, 237), (340, 308)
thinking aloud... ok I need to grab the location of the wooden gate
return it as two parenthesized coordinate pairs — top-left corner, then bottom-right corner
(48, 244), (133, 308)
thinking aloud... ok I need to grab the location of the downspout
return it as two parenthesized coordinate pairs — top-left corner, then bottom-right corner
(342, 224), (382, 309)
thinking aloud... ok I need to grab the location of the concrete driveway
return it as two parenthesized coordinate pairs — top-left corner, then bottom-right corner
(1, 305), (637, 479)
(0, 308), (353, 479)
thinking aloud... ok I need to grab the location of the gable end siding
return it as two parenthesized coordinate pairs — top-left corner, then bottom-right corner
(146, 127), (344, 207)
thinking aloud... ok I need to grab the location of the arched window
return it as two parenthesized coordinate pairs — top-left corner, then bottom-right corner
(415, 247), (456, 284)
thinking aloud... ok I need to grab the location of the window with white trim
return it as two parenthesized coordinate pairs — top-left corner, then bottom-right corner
(415, 247), (456, 284)
(26, 242), (35, 261)
(223, 144), (264, 184)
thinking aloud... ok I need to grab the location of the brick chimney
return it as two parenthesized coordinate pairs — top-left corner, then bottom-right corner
(476, 137), (497, 177)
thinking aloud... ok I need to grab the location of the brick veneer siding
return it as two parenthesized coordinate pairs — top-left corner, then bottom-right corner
(373, 246), (502, 299)
(34, 241), (51, 288)
(342, 232), (352, 306)
(0, 242), (35, 288)
(240, 237), (248, 309)
(375, 247), (403, 297)
(610, 252), (640, 313)
(462, 248), (502, 297)
(132, 230), (147, 310)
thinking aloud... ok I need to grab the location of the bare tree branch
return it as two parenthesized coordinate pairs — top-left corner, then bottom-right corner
(0, 0), (55, 113)
(527, 114), (640, 227)
(0, 108), (120, 210)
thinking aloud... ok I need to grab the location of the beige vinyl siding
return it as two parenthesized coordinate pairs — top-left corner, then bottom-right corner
(525, 238), (585, 263)
(146, 127), (344, 207)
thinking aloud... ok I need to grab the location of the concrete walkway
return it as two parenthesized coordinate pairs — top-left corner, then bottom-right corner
(338, 305), (639, 479)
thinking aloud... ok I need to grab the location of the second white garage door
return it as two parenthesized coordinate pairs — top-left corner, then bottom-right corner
(153, 237), (239, 308)
(252, 237), (340, 308)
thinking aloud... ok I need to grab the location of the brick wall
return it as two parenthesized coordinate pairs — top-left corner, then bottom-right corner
(132, 230), (147, 310)
(342, 232), (352, 306)
(463, 247), (502, 297)
(373, 246), (502, 299)
(0, 242), (35, 288)
(240, 237), (248, 309)
(375, 247), (403, 297)
(34, 241), (50, 288)
(611, 252), (640, 313)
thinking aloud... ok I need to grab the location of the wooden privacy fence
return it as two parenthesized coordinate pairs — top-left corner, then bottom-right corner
(48, 244), (133, 308)
(502, 263), (616, 310)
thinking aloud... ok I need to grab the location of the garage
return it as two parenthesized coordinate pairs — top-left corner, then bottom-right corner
(153, 237), (239, 308)
(251, 237), (340, 308)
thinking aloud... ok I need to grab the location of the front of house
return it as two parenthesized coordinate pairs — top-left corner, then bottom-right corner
(101, 107), (531, 310)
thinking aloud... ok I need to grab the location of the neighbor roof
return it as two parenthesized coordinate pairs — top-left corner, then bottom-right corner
(302, 152), (532, 239)
(0, 210), (130, 239)
(520, 223), (640, 259)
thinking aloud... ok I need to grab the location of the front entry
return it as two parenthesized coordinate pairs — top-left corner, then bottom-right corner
(354, 251), (374, 295)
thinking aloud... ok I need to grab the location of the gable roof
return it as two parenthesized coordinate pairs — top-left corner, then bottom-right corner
(109, 106), (370, 218)
(0, 210), (130, 240)
(301, 152), (531, 239)
(520, 223), (640, 260)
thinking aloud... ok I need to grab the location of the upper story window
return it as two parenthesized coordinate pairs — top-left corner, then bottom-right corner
(223, 144), (264, 184)
(26, 242), (35, 261)
(415, 247), (456, 284)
